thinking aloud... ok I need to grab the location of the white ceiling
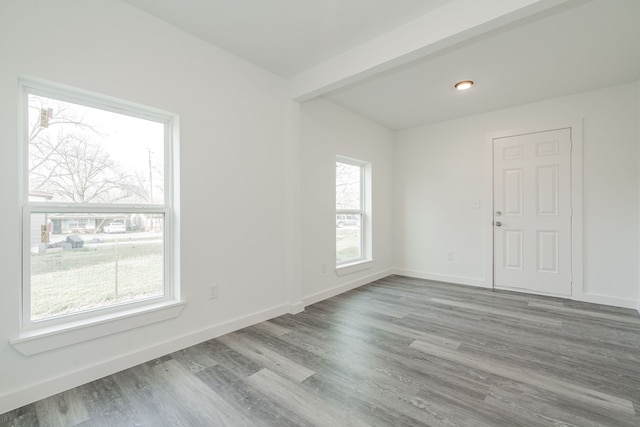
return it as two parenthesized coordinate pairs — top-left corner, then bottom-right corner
(324, 0), (640, 129)
(122, 0), (453, 78)
(123, 0), (640, 130)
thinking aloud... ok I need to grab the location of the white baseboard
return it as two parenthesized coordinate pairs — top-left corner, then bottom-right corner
(0, 303), (291, 415)
(573, 292), (640, 311)
(395, 269), (640, 313)
(287, 301), (305, 315)
(392, 268), (490, 289)
(302, 269), (393, 307)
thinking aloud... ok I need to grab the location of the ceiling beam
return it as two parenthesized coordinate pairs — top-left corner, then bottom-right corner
(290, 0), (575, 101)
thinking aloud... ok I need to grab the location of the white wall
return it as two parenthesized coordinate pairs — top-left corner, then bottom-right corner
(0, 0), (291, 413)
(394, 82), (640, 307)
(300, 98), (394, 304)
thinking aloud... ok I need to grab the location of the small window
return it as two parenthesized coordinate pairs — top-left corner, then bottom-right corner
(21, 80), (176, 326)
(336, 157), (366, 265)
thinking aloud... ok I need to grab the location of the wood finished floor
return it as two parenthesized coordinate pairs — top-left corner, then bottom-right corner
(2, 275), (640, 426)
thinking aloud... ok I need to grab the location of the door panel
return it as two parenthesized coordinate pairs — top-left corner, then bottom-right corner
(504, 169), (523, 215)
(493, 128), (571, 296)
(503, 230), (523, 270)
(537, 230), (558, 273)
(536, 165), (558, 215)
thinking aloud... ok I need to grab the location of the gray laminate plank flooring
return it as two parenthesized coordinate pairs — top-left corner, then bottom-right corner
(2, 275), (640, 426)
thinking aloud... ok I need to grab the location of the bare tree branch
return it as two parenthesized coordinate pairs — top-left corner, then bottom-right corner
(27, 94), (150, 203)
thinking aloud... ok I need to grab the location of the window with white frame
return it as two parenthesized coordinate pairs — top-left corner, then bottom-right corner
(21, 80), (177, 326)
(336, 157), (367, 265)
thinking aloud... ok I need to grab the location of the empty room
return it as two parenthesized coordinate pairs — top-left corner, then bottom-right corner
(1, 0), (640, 425)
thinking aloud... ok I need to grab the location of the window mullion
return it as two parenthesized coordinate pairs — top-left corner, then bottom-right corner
(336, 209), (362, 215)
(25, 204), (168, 214)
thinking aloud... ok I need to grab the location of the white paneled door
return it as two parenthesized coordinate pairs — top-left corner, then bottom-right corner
(493, 128), (572, 296)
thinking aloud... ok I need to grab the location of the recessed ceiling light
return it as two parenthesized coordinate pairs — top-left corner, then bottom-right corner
(455, 80), (474, 90)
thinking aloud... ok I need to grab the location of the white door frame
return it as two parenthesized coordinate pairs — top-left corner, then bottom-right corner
(484, 119), (584, 298)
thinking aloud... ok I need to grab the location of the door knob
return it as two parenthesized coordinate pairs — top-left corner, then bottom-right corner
(495, 211), (502, 216)
(495, 221), (502, 227)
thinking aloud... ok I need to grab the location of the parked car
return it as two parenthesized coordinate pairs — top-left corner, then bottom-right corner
(104, 221), (126, 233)
(336, 214), (360, 228)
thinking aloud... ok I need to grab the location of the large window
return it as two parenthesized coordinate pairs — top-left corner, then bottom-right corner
(21, 81), (176, 327)
(336, 157), (367, 265)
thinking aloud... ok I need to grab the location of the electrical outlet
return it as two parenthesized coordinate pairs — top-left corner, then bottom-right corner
(321, 262), (326, 274)
(447, 252), (453, 261)
(208, 284), (219, 300)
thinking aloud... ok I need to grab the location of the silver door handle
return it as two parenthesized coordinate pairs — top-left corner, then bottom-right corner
(495, 221), (502, 227)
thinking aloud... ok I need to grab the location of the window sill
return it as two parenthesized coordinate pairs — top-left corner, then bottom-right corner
(10, 300), (185, 356)
(336, 259), (373, 276)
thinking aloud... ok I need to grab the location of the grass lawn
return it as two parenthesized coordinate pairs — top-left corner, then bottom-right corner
(31, 241), (163, 320)
(336, 227), (361, 263)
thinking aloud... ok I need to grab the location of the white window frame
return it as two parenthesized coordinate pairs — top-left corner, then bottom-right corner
(335, 156), (372, 273)
(11, 78), (183, 355)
